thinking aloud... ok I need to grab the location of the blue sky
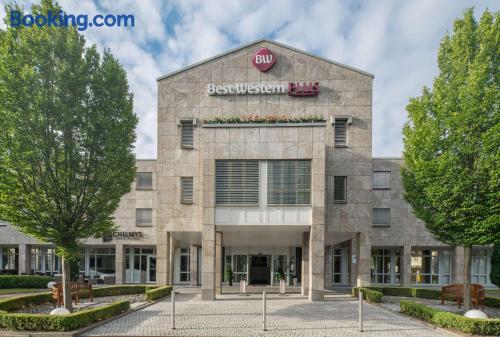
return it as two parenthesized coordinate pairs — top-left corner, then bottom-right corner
(4, 0), (498, 158)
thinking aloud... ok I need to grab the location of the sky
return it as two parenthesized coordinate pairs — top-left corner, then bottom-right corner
(2, 0), (498, 159)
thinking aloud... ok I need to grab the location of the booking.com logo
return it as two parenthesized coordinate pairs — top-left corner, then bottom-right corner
(10, 10), (134, 31)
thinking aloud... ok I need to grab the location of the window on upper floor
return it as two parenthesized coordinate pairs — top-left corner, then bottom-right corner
(136, 172), (153, 190)
(215, 160), (259, 205)
(267, 160), (311, 205)
(180, 177), (194, 204)
(373, 171), (391, 189)
(333, 176), (347, 203)
(373, 208), (390, 226)
(333, 118), (349, 147)
(180, 119), (194, 148)
(136, 208), (152, 226)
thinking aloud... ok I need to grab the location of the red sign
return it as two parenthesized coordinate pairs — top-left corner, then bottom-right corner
(252, 48), (276, 72)
(288, 82), (320, 96)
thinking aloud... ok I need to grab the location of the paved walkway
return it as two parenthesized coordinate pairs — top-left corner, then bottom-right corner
(83, 293), (457, 337)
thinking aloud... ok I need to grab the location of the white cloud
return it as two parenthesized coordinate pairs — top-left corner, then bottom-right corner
(2, 0), (498, 158)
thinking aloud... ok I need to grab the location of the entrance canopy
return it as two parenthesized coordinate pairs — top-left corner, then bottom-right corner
(217, 225), (309, 247)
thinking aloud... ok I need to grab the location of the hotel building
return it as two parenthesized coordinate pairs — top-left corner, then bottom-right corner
(0, 40), (494, 299)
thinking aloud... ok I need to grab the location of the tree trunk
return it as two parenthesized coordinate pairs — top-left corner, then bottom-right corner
(463, 246), (472, 311)
(62, 256), (73, 312)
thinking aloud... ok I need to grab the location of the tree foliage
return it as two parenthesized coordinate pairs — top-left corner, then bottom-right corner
(0, 0), (137, 276)
(491, 243), (500, 288)
(401, 8), (499, 248)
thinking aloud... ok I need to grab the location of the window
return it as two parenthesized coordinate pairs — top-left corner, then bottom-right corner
(334, 118), (348, 146)
(179, 247), (190, 282)
(331, 247), (348, 285)
(373, 171), (390, 189)
(411, 249), (451, 285)
(136, 208), (153, 226)
(136, 172), (153, 190)
(333, 176), (347, 203)
(1, 248), (18, 272)
(267, 160), (311, 205)
(216, 160), (259, 205)
(233, 255), (248, 282)
(180, 177), (193, 204)
(472, 248), (491, 285)
(371, 248), (400, 284)
(373, 208), (390, 226)
(180, 120), (194, 147)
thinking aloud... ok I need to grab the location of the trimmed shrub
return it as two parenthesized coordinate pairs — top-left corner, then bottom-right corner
(0, 300), (130, 331)
(484, 296), (500, 309)
(93, 285), (152, 297)
(411, 288), (441, 300)
(368, 286), (413, 297)
(0, 275), (53, 289)
(352, 287), (383, 303)
(0, 292), (52, 312)
(400, 300), (500, 335)
(145, 285), (172, 301)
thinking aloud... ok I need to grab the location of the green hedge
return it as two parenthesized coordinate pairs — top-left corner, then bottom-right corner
(145, 285), (172, 301)
(93, 285), (155, 297)
(0, 292), (52, 312)
(352, 287), (383, 303)
(400, 300), (500, 335)
(0, 275), (53, 289)
(0, 300), (129, 331)
(484, 296), (500, 309)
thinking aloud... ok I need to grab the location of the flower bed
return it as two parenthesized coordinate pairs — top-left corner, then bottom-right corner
(203, 115), (326, 124)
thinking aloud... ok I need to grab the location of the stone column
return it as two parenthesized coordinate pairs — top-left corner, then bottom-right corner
(215, 232), (222, 295)
(402, 245), (412, 287)
(309, 222), (325, 301)
(156, 232), (170, 285)
(453, 246), (465, 284)
(350, 236), (357, 286)
(190, 245), (198, 286)
(301, 232), (309, 296)
(114, 244), (124, 284)
(18, 244), (31, 274)
(170, 238), (178, 284)
(201, 224), (216, 300)
(356, 232), (371, 287)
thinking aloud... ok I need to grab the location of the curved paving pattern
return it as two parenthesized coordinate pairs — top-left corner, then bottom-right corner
(83, 293), (457, 337)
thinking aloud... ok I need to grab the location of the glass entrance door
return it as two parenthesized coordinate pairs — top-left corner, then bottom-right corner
(147, 255), (156, 283)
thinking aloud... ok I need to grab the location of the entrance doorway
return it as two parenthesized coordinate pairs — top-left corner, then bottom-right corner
(249, 255), (271, 285)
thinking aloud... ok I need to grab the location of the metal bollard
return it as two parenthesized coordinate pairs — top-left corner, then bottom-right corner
(262, 290), (267, 331)
(358, 290), (363, 332)
(171, 290), (176, 330)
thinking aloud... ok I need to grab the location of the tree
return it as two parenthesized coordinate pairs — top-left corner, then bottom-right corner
(402, 8), (499, 310)
(0, 0), (137, 311)
(491, 243), (500, 288)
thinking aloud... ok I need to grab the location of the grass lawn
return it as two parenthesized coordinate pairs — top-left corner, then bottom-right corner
(0, 288), (46, 295)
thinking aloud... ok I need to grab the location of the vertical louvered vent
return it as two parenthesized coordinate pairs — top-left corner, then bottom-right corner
(373, 208), (391, 225)
(136, 208), (153, 226)
(334, 118), (348, 146)
(181, 177), (194, 204)
(267, 160), (311, 205)
(136, 172), (153, 190)
(181, 120), (194, 147)
(373, 171), (391, 189)
(215, 160), (259, 205)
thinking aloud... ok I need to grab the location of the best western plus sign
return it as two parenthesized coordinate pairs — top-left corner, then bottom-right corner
(252, 47), (276, 72)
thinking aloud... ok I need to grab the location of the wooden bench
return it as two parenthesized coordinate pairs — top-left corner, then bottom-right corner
(441, 283), (485, 310)
(52, 282), (93, 307)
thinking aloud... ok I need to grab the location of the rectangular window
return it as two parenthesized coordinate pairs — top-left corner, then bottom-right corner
(268, 160), (311, 205)
(371, 248), (401, 284)
(180, 120), (194, 147)
(411, 249), (451, 285)
(180, 177), (194, 204)
(472, 248), (491, 285)
(373, 171), (390, 189)
(179, 247), (190, 283)
(373, 208), (390, 226)
(334, 118), (348, 146)
(136, 208), (153, 226)
(333, 176), (347, 203)
(215, 160), (259, 205)
(136, 172), (153, 190)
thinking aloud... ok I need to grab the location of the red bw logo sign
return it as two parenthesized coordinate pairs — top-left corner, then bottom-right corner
(252, 48), (276, 72)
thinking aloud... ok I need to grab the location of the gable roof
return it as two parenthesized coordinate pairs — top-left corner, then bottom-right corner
(157, 39), (374, 81)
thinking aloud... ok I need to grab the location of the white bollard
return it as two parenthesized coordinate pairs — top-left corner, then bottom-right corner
(263, 290), (267, 331)
(171, 290), (176, 330)
(358, 290), (363, 332)
(279, 279), (286, 295)
(239, 279), (246, 296)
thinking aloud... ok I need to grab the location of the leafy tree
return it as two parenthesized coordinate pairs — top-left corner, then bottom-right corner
(491, 243), (500, 288)
(402, 8), (499, 310)
(0, 0), (137, 311)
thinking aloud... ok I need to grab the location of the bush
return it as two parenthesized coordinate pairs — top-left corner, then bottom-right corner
(484, 296), (500, 308)
(93, 285), (153, 298)
(490, 243), (500, 288)
(0, 300), (130, 331)
(411, 288), (441, 300)
(0, 275), (53, 289)
(368, 286), (413, 297)
(0, 292), (52, 312)
(145, 285), (172, 301)
(352, 287), (383, 303)
(400, 300), (500, 335)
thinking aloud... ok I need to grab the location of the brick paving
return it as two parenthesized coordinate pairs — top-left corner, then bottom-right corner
(83, 292), (457, 337)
